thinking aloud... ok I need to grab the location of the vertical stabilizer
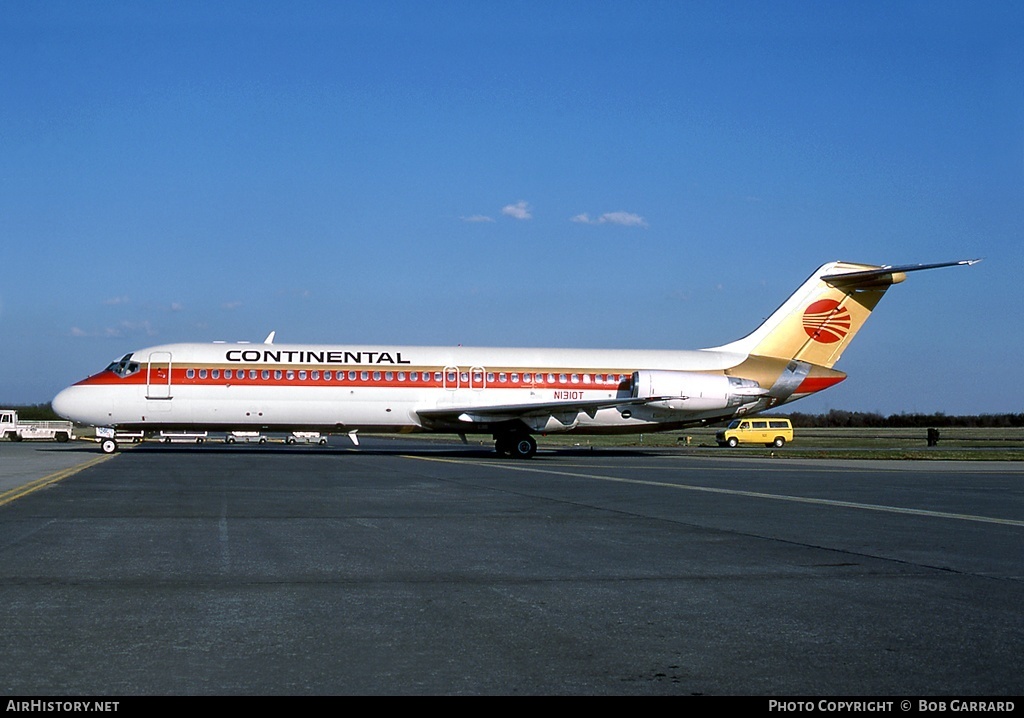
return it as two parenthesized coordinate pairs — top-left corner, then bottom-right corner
(712, 260), (978, 369)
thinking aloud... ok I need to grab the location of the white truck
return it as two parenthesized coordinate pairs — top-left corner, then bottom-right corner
(226, 431), (267, 444)
(286, 431), (328, 445)
(159, 430), (208, 444)
(0, 409), (76, 442)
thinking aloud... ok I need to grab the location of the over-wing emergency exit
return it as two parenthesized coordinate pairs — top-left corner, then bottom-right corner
(52, 260), (978, 457)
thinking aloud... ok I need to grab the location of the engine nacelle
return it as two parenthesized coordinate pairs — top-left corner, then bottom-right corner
(631, 370), (767, 412)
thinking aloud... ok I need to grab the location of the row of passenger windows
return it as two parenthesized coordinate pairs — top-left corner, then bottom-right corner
(184, 368), (631, 386)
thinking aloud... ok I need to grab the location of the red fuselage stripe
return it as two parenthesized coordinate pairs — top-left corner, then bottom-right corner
(75, 366), (634, 391)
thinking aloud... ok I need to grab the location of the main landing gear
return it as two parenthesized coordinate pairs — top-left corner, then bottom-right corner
(494, 433), (537, 459)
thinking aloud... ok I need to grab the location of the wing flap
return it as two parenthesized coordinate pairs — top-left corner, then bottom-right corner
(417, 396), (666, 425)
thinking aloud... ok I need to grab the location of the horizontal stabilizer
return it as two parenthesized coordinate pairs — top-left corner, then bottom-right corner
(821, 259), (981, 287)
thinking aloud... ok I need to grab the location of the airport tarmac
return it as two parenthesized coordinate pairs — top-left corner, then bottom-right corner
(0, 438), (1021, 695)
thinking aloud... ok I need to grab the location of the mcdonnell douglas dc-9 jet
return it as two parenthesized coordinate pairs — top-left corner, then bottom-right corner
(53, 260), (977, 457)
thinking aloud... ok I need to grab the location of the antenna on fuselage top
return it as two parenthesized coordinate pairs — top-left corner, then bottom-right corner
(264, 331), (276, 345)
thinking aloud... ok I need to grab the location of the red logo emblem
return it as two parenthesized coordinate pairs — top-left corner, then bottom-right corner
(803, 299), (851, 343)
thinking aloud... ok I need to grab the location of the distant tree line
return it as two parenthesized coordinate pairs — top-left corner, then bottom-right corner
(781, 410), (1024, 429)
(6, 403), (1023, 429)
(8, 404), (62, 421)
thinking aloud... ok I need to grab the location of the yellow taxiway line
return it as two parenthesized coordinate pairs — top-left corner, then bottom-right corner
(0, 454), (116, 508)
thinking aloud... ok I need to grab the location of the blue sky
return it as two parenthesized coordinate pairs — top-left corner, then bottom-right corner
(2, 1), (1021, 415)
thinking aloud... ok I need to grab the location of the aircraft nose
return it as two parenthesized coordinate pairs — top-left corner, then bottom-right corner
(52, 386), (81, 422)
(52, 385), (107, 426)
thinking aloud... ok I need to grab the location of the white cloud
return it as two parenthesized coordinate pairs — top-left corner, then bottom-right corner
(460, 214), (495, 223)
(602, 211), (648, 227)
(572, 211), (648, 228)
(222, 301), (243, 310)
(502, 201), (532, 220)
(103, 296), (131, 306)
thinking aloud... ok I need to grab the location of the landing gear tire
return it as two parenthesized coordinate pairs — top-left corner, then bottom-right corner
(511, 435), (537, 459)
(495, 434), (537, 459)
(100, 438), (118, 454)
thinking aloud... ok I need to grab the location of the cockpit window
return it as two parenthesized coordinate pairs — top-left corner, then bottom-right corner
(105, 353), (141, 378)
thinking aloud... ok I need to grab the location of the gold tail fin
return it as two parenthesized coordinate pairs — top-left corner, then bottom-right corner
(713, 260), (979, 369)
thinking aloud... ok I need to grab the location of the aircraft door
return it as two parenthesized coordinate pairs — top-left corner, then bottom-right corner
(146, 351), (173, 400)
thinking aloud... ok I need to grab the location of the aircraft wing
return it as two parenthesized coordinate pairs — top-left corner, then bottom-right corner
(416, 395), (668, 425)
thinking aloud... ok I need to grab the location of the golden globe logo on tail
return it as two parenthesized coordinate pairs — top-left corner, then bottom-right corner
(802, 299), (851, 344)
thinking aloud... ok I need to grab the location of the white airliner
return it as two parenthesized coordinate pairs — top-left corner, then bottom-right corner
(52, 260), (977, 457)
